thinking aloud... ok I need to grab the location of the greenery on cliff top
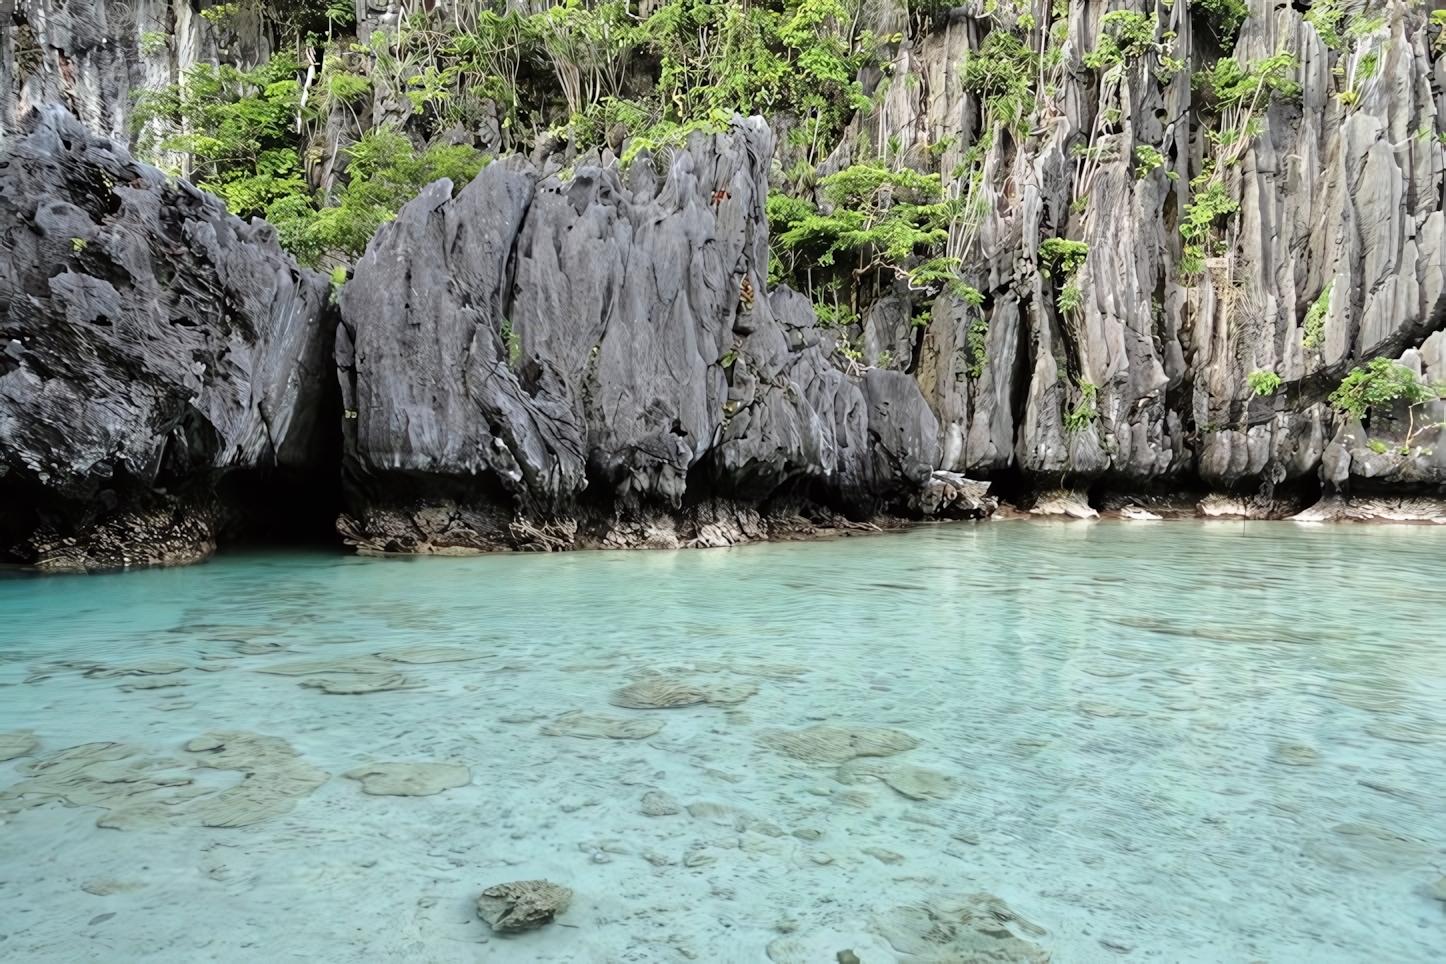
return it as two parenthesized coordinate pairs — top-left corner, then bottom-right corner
(137, 0), (878, 269)
(130, 0), (1357, 356)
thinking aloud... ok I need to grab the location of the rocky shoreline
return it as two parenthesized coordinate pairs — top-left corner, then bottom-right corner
(4, 106), (1446, 572)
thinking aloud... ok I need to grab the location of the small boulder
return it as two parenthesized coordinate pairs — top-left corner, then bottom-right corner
(476, 879), (572, 931)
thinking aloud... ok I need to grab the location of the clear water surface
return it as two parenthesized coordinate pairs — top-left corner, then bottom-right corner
(1, 520), (1444, 962)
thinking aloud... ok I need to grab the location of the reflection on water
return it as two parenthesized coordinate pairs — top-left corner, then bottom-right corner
(1, 521), (1444, 962)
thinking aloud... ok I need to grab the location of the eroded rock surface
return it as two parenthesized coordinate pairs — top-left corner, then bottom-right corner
(0, 731), (38, 762)
(836, 759), (957, 801)
(343, 762), (470, 796)
(872, 893), (1049, 963)
(335, 118), (981, 551)
(0, 731), (327, 829)
(476, 879), (572, 931)
(759, 725), (920, 764)
(611, 676), (757, 709)
(541, 711), (664, 740)
(0, 107), (334, 571)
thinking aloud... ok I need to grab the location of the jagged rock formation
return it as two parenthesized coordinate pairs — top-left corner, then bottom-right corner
(334, 118), (982, 552)
(12, 1), (1446, 569)
(863, 0), (1446, 516)
(0, 107), (334, 570)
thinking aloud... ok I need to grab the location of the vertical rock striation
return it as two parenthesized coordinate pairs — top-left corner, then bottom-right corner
(0, 107), (334, 570)
(878, 0), (1446, 515)
(335, 118), (972, 552)
(1, 0), (273, 145)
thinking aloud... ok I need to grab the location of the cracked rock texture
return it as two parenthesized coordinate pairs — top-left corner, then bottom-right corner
(0, 107), (333, 570)
(335, 118), (966, 551)
(0, 0), (273, 145)
(867, 0), (1446, 515)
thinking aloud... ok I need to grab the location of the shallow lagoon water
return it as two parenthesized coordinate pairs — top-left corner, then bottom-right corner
(2, 520), (1445, 962)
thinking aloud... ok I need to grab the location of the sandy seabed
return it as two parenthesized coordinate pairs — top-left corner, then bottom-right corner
(2, 521), (1445, 962)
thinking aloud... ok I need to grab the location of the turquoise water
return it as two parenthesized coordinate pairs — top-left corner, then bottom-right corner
(1, 520), (1444, 962)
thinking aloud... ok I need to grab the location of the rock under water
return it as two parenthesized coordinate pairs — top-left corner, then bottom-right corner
(475, 879), (573, 931)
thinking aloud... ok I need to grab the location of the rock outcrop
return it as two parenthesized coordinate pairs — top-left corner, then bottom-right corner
(0, 0), (275, 145)
(475, 879), (573, 932)
(0, 107), (334, 570)
(334, 118), (980, 552)
(873, 0), (1446, 516)
(12, 0), (1446, 568)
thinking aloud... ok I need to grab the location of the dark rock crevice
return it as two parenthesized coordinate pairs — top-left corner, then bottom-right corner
(0, 106), (338, 571)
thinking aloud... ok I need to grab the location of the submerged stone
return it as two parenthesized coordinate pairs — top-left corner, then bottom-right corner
(640, 791), (681, 816)
(759, 725), (919, 764)
(0, 731), (38, 762)
(610, 676), (758, 709)
(541, 711), (664, 740)
(343, 762), (470, 796)
(872, 893), (1048, 962)
(476, 879), (572, 931)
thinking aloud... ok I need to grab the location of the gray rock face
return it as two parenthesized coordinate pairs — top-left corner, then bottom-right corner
(0, 107), (333, 570)
(894, 0), (1446, 508)
(1, 1), (273, 145)
(336, 118), (972, 551)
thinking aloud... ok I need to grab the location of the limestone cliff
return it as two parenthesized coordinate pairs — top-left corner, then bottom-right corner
(0, 107), (334, 570)
(9, 0), (1446, 570)
(857, 0), (1446, 515)
(1, 0), (275, 144)
(334, 119), (981, 552)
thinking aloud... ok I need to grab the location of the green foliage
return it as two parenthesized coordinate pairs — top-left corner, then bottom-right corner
(327, 265), (347, 305)
(1247, 371), (1281, 396)
(325, 0), (356, 25)
(1305, 2), (1345, 50)
(140, 31), (169, 57)
(1084, 11), (1154, 71)
(1178, 181), (1238, 275)
(1039, 239), (1087, 315)
(965, 317), (988, 378)
(771, 163), (955, 288)
(812, 296), (859, 330)
(1367, 438), (1391, 455)
(1303, 282), (1332, 350)
(960, 30), (1039, 134)
(1197, 53), (1301, 111)
(641, 0), (873, 160)
(1329, 358), (1437, 422)
(1038, 239), (1088, 280)
(1064, 384), (1098, 433)
(199, 3), (240, 26)
(1057, 283), (1083, 314)
(134, 58), (307, 216)
(134, 54), (485, 267)
(500, 317), (523, 368)
(282, 129), (486, 266)
(1133, 144), (1176, 180)
(70, 238), (87, 253)
(1194, 0), (1249, 47)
